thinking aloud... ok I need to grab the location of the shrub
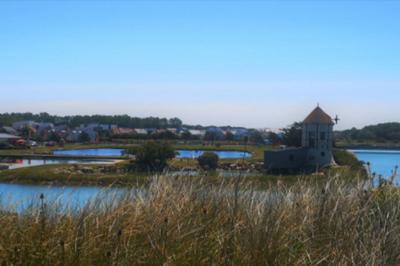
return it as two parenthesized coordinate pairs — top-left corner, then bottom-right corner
(134, 141), (175, 171)
(197, 152), (219, 170)
(0, 142), (12, 149)
(79, 132), (91, 143)
(282, 122), (303, 147)
(333, 149), (365, 171)
(125, 146), (139, 155)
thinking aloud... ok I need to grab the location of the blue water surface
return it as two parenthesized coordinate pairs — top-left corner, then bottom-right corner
(351, 149), (400, 185)
(53, 148), (251, 159)
(0, 183), (134, 213)
(54, 148), (125, 157)
(177, 150), (251, 159)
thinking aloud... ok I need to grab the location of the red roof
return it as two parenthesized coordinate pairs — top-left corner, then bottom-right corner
(15, 139), (26, 144)
(112, 128), (137, 135)
(303, 106), (334, 125)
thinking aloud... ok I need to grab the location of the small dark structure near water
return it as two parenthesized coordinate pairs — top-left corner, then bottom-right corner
(265, 106), (336, 173)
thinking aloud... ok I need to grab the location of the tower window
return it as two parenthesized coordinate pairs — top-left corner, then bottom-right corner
(309, 139), (315, 148)
(320, 132), (326, 140)
(309, 131), (316, 147)
(321, 152), (325, 157)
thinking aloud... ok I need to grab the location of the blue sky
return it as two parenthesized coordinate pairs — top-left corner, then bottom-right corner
(0, 1), (399, 129)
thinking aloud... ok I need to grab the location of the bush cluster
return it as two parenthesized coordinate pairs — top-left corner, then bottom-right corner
(197, 152), (219, 170)
(133, 141), (175, 171)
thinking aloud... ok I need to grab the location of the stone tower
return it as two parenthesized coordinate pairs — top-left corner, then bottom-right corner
(302, 106), (334, 168)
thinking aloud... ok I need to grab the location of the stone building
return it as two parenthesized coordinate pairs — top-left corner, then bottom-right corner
(264, 106), (335, 172)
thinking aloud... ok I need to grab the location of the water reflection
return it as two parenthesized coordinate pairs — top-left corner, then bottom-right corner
(54, 148), (125, 157)
(0, 183), (140, 213)
(351, 149), (400, 186)
(177, 150), (251, 159)
(52, 148), (252, 159)
(0, 158), (115, 169)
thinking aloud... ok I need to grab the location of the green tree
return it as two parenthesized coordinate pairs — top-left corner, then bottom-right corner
(79, 132), (91, 143)
(225, 131), (235, 141)
(204, 131), (219, 142)
(168, 117), (183, 127)
(97, 129), (111, 142)
(268, 132), (281, 145)
(0, 112), (183, 129)
(181, 131), (193, 140)
(249, 130), (265, 145)
(134, 142), (176, 171)
(282, 122), (303, 147)
(152, 130), (178, 140)
(48, 132), (61, 142)
(337, 123), (400, 143)
(197, 152), (219, 170)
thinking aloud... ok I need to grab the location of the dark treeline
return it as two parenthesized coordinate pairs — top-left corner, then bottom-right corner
(336, 122), (400, 143)
(280, 122), (400, 146)
(0, 112), (183, 129)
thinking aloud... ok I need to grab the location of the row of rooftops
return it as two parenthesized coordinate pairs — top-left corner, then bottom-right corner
(6, 120), (254, 134)
(1, 106), (335, 141)
(2, 121), (254, 139)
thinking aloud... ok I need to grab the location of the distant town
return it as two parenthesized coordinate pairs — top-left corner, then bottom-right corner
(0, 112), (280, 148)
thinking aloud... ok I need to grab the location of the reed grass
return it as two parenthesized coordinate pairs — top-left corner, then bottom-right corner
(0, 174), (399, 265)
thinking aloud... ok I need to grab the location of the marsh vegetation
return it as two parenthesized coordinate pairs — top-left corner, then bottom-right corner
(0, 174), (398, 265)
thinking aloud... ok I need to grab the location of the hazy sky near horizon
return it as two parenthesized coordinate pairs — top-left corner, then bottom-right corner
(1, 1), (399, 130)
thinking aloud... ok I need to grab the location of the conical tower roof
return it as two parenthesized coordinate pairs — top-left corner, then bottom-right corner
(303, 106), (334, 125)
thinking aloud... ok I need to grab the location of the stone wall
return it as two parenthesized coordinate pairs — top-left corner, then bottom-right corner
(264, 147), (308, 170)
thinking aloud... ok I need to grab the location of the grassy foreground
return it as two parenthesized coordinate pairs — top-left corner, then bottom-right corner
(0, 175), (399, 265)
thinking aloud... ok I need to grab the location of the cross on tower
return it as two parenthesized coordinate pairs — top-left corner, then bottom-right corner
(334, 115), (340, 124)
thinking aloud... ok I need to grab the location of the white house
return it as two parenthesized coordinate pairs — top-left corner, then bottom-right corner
(1, 126), (18, 135)
(12, 121), (38, 130)
(0, 133), (20, 143)
(230, 128), (250, 140)
(188, 129), (206, 138)
(134, 128), (148, 135)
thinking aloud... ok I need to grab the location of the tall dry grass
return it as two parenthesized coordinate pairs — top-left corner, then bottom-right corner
(0, 175), (400, 265)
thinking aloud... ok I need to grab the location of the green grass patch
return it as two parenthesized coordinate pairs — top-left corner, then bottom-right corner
(0, 164), (149, 186)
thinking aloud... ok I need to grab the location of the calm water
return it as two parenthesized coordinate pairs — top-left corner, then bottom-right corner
(177, 150), (251, 159)
(351, 150), (400, 185)
(53, 148), (251, 159)
(2, 158), (115, 170)
(53, 148), (125, 157)
(0, 183), (136, 212)
(0, 148), (252, 211)
(2, 149), (399, 212)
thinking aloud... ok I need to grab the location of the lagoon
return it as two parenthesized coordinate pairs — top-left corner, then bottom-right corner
(177, 150), (251, 159)
(0, 148), (250, 211)
(54, 148), (125, 157)
(0, 183), (136, 212)
(53, 148), (252, 159)
(351, 149), (400, 185)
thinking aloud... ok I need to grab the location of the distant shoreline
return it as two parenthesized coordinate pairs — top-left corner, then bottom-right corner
(338, 144), (400, 151)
